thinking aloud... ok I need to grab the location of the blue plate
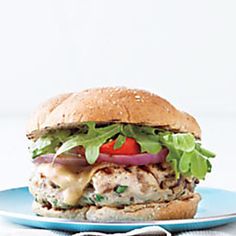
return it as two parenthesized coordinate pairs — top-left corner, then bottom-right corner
(0, 187), (236, 233)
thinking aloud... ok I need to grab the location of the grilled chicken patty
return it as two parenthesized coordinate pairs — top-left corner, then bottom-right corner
(29, 162), (198, 210)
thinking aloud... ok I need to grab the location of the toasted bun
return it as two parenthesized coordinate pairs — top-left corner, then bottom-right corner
(32, 193), (200, 221)
(26, 87), (201, 139)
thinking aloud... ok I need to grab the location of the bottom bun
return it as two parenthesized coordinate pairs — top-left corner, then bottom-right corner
(33, 193), (201, 222)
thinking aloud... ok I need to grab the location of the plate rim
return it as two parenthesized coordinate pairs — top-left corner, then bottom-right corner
(0, 186), (236, 226)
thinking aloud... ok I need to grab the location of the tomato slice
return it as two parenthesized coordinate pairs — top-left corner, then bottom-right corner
(100, 137), (140, 155)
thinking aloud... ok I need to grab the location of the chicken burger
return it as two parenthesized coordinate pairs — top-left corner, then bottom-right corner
(27, 87), (215, 221)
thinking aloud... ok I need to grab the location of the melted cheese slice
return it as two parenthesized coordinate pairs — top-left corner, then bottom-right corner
(37, 162), (113, 206)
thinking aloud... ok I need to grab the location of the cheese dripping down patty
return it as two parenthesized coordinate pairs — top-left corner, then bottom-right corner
(36, 162), (115, 206)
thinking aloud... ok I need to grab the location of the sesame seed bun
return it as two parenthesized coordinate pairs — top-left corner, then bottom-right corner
(26, 87), (201, 139)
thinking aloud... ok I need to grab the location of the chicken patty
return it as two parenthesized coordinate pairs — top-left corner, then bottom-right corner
(29, 162), (198, 210)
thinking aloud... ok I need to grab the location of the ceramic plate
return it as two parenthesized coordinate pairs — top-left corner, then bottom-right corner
(0, 187), (235, 232)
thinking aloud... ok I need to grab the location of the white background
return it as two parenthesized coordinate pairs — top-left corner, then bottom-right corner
(0, 0), (236, 191)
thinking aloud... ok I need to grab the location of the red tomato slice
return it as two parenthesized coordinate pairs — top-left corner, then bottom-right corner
(100, 137), (140, 155)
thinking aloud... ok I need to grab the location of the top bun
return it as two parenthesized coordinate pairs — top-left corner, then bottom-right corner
(26, 87), (201, 139)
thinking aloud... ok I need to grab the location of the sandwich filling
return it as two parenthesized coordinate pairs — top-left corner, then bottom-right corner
(29, 122), (214, 212)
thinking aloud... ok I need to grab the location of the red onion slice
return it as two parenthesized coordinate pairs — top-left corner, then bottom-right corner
(33, 154), (88, 166)
(33, 148), (168, 168)
(97, 148), (168, 166)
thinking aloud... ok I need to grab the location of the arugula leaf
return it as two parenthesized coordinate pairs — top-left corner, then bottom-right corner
(121, 125), (162, 154)
(114, 134), (126, 149)
(55, 122), (122, 164)
(160, 133), (195, 152)
(196, 143), (216, 158)
(159, 132), (215, 179)
(30, 136), (54, 158)
(190, 151), (208, 179)
(30, 130), (71, 158)
(138, 126), (159, 135)
(206, 159), (212, 172)
(179, 152), (192, 173)
(169, 158), (180, 179)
